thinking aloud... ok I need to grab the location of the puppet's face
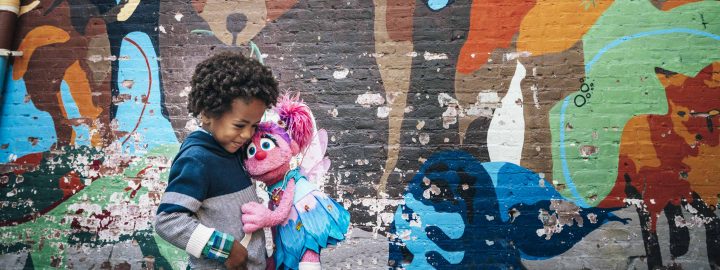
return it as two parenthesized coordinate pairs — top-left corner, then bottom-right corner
(245, 130), (298, 185)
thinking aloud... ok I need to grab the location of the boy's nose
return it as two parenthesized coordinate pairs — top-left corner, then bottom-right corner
(255, 150), (267, 160)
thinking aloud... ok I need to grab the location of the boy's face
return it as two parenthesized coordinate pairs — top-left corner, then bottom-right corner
(204, 98), (266, 154)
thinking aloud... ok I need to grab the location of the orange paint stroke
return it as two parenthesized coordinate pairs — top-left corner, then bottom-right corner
(457, 0), (536, 74)
(13, 25), (70, 80)
(516, 0), (613, 57)
(619, 116), (661, 174)
(266, 0), (298, 21)
(63, 61), (103, 119)
(660, 0), (701, 11)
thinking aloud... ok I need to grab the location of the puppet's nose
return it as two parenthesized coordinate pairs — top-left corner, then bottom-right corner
(255, 150), (267, 160)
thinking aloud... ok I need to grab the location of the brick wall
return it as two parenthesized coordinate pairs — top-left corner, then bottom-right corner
(1, 0), (719, 269)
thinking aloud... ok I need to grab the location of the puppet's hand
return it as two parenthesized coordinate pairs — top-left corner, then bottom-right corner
(241, 202), (272, 233)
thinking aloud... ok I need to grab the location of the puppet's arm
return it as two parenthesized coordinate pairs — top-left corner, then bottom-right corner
(241, 179), (296, 233)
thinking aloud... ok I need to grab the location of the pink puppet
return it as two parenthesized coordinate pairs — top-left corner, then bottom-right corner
(241, 94), (350, 270)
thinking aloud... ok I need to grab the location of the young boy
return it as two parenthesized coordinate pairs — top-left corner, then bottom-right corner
(155, 52), (279, 270)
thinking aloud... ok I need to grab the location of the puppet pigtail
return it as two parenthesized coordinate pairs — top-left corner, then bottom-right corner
(274, 93), (314, 151)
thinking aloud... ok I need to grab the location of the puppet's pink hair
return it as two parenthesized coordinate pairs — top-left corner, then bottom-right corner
(274, 93), (314, 151)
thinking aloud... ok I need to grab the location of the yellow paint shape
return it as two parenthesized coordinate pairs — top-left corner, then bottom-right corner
(198, 0), (266, 46)
(117, 0), (140, 21)
(517, 0), (613, 56)
(683, 143), (720, 207)
(668, 101), (698, 147)
(13, 26), (70, 80)
(620, 116), (661, 174)
(19, 0), (39, 15)
(656, 71), (689, 88)
(374, 0), (414, 196)
(63, 61), (103, 119)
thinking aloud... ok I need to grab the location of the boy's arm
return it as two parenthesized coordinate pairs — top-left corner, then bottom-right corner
(155, 156), (238, 262)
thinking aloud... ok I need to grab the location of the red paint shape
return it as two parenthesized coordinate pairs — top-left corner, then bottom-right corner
(59, 171), (85, 198)
(600, 64), (720, 232)
(11, 152), (43, 175)
(457, 0), (536, 74)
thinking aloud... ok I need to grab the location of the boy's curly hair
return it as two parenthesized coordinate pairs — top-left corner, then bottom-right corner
(188, 51), (279, 118)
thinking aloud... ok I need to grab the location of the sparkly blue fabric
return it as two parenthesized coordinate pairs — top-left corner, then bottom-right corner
(267, 169), (350, 270)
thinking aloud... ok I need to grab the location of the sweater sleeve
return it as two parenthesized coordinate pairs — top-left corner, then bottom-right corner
(154, 155), (215, 258)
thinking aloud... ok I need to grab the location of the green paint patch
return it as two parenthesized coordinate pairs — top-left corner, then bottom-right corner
(549, 0), (720, 206)
(0, 144), (186, 269)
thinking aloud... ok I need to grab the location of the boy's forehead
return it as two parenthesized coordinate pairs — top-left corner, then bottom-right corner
(228, 98), (266, 120)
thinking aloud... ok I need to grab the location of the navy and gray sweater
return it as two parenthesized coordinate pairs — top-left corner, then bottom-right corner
(155, 130), (266, 269)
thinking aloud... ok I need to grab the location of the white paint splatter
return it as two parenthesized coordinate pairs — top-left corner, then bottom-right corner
(485, 215), (495, 221)
(442, 105), (459, 129)
(333, 68), (350, 79)
(416, 120), (425, 130)
(158, 25), (166, 34)
(485, 240), (495, 246)
(174, 12), (183, 21)
(487, 61), (526, 164)
(184, 119), (199, 132)
(356, 92), (385, 108)
(329, 108), (339, 117)
(178, 86), (191, 98)
(377, 106), (390, 118)
(504, 51), (532, 61)
(530, 84), (540, 109)
(623, 198), (645, 209)
(423, 51), (448, 61)
(418, 133), (430, 145)
(438, 93), (461, 129)
(405, 51), (418, 57)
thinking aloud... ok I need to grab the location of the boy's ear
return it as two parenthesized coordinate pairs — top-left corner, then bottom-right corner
(200, 112), (211, 125)
(290, 141), (300, 155)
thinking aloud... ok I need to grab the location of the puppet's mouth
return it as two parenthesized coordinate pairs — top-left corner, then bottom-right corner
(249, 164), (288, 184)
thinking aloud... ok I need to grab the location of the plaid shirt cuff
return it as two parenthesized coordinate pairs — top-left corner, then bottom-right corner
(201, 231), (235, 263)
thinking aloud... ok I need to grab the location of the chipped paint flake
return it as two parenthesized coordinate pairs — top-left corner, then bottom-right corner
(377, 106), (390, 118)
(423, 51), (448, 60)
(356, 92), (385, 108)
(418, 133), (430, 145)
(333, 68), (350, 79)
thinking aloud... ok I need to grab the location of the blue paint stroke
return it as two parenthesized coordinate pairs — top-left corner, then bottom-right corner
(59, 81), (91, 146)
(560, 28), (720, 206)
(388, 152), (627, 266)
(393, 193), (465, 269)
(115, 32), (177, 154)
(0, 71), (56, 161)
(427, 0), (450, 11)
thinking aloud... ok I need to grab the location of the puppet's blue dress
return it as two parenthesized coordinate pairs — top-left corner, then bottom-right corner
(266, 169), (350, 270)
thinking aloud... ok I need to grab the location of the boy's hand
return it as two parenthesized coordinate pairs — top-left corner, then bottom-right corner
(224, 240), (248, 270)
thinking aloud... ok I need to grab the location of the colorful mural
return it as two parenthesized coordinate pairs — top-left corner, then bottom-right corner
(0, 0), (719, 269)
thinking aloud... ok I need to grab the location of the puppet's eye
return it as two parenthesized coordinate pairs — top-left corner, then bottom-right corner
(260, 138), (275, 151)
(247, 143), (257, 158)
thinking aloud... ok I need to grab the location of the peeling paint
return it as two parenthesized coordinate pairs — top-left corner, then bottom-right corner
(333, 68), (350, 79)
(376, 106), (389, 118)
(356, 92), (385, 108)
(423, 51), (448, 61)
